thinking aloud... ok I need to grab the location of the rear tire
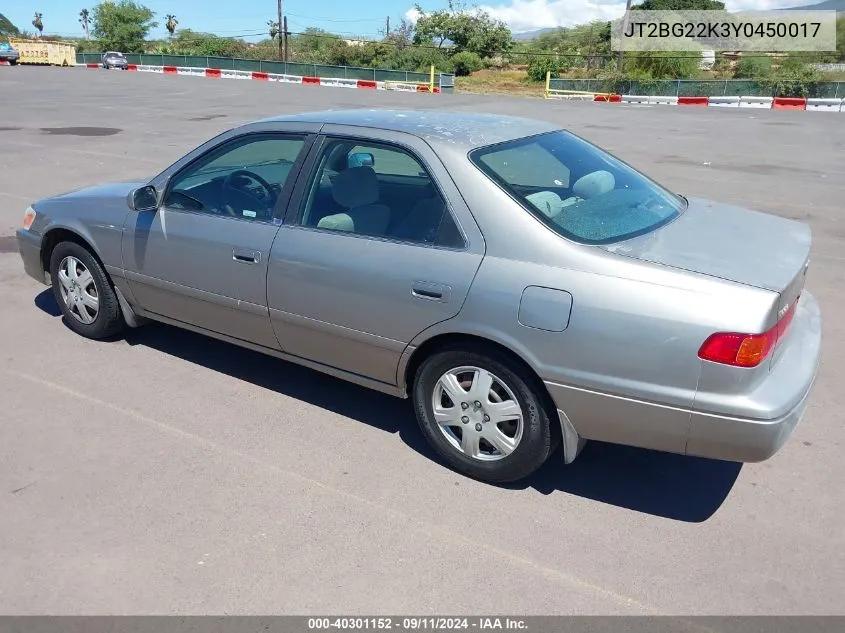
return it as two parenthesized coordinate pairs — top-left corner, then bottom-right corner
(49, 241), (125, 340)
(412, 345), (555, 483)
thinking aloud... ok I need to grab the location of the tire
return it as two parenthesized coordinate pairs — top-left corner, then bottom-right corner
(9, 59), (17, 66)
(49, 241), (125, 340)
(412, 345), (555, 483)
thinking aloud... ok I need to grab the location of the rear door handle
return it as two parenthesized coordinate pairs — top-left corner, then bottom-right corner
(412, 281), (451, 303)
(232, 247), (261, 264)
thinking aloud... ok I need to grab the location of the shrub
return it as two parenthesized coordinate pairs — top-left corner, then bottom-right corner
(526, 56), (560, 82)
(450, 51), (484, 76)
(733, 54), (773, 79)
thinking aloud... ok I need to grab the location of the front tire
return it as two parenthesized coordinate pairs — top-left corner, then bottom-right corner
(412, 346), (555, 483)
(49, 241), (125, 340)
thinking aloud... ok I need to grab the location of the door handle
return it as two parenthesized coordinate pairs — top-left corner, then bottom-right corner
(412, 281), (450, 303)
(232, 247), (261, 264)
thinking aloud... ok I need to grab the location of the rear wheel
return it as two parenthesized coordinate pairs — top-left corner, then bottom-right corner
(412, 346), (555, 483)
(49, 241), (125, 340)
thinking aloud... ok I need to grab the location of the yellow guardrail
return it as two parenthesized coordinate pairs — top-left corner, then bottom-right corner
(544, 71), (613, 100)
(9, 39), (76, 66)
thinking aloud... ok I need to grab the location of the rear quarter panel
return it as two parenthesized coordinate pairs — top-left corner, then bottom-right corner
(412, 146), (780, 451)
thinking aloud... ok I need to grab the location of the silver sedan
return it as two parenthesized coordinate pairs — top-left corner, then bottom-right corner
(15, 109), (822, 483)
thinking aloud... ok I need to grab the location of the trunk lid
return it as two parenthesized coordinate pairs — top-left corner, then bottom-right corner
(600, 196), (811, 294)
(601, 196), (811, 369)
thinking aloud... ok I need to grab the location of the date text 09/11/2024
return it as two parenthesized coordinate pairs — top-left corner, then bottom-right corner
(307, 618), (528, 630)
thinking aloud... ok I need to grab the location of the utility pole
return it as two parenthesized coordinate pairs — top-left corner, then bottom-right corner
(277, 0), (283, 61)
(386, 16), (390, 36)
(617, 0), (632, 72)
(283, 16), (289, 62)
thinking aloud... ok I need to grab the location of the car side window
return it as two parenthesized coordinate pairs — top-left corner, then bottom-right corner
(299, 138), (464, 248)
(163, 134), (306, 222)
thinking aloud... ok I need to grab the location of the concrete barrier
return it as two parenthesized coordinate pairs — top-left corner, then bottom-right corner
(71, 62), (440, 97)
(648, 95), (678, 105)
(220, 69), (251, 80)
(806, 98), (844, 112)
(176, 67), (206, 77)
(772, 97), (807, 110)
(594, 94), (622, 103)
(319, 77), (359, 88)
(707, 96), (741, 108)
(267, 73), (303, 84)
(621, 95), (650, 105)
(678, 96), (709, 106)
(739, 96), (774, 109)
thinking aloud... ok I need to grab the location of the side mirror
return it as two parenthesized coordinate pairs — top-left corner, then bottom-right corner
(348, 152), (374, 168)
(130, 185), (158, 212)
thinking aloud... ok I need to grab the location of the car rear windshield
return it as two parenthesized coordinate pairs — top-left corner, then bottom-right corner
(469, 130), (685, 245)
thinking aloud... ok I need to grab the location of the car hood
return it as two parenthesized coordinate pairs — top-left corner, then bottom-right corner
(48, 180), (147, 202)
(600, 196), (811, 293)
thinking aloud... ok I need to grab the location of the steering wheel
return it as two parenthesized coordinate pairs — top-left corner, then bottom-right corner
(221, 169), (275, 216)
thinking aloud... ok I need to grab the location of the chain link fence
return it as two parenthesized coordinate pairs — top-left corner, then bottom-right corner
(76, 53), (439, 84)
(549, 78), (845, 99)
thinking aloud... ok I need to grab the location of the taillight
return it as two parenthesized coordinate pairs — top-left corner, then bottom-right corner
(22, 207), (36, 230)
(698, 299), (799, 368)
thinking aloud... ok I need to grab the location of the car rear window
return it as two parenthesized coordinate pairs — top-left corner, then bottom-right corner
(469, 131), (685, 245)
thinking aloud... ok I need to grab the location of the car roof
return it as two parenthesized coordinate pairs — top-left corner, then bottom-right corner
(257, 109), (561, 150)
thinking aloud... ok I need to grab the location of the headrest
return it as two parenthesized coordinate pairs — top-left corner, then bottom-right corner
(572, 170), (615, 199)
(525, 191), (563, 219)
(332, 166), (379, 209)
(317, 213), (354, 232)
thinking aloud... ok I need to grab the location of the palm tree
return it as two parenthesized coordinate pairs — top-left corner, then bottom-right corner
(32, 12), (44, 38)
(268, 19), (279, 41)
(79, 9), (90, 40)
(166, 14), (178, 37)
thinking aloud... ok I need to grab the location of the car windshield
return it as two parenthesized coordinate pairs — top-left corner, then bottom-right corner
(469, 130), (685, 245)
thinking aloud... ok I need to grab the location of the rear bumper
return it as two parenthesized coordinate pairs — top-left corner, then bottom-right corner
(544, 291), (821, 464)
(686, 291), (822, 462)
(16, 229), (48, 285)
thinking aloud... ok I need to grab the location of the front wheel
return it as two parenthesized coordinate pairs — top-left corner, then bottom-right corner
(412, 346), (555, 483)
(49, 241), (125, 340)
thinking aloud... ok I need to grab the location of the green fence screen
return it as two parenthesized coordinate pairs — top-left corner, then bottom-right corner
(76, 53), (439, 84)
(549, 78), (845, 99)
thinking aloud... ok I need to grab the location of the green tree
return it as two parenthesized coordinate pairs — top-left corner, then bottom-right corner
(0, 13), (20, 37)
(166, 14), (178, 37)
(79, 9), (90, 40)
(92, 1), (157, 53)
(413, 1), (512, 58)
(32, 12), (44, 37)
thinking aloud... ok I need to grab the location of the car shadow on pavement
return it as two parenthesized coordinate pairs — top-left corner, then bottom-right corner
(35, 290), (742, 523)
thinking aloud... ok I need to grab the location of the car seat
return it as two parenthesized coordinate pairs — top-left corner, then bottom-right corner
(317, 167), (390, 236)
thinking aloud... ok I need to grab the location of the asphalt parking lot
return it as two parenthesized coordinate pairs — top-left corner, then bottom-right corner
(1, 66), (844, 616)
